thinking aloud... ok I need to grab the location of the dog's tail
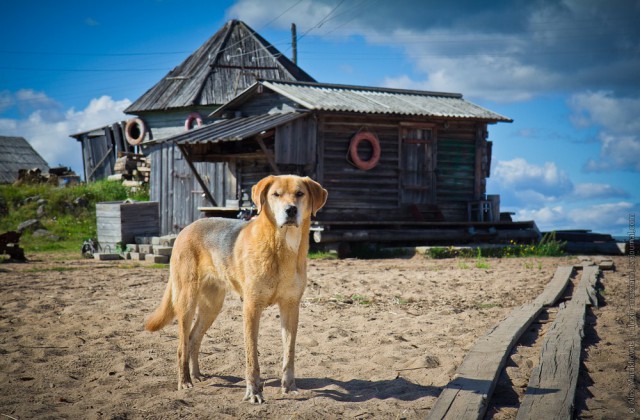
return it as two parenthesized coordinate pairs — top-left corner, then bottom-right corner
(144, 279), (175, 332)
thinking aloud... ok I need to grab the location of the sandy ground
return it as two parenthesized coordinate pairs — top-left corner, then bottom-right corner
(0, 253), (635, 419)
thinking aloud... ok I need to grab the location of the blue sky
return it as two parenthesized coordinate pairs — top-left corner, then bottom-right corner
(1, 0), (638, 236)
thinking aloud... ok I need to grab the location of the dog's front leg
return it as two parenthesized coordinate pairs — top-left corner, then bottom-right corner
(279, 300), (300, 394)
(242, 301), (265, 404)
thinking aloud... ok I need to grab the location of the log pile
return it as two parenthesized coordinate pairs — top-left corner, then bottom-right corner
(108, 152), (150, 186)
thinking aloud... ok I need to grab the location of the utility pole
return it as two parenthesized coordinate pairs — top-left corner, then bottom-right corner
(291, 23), (297, 65)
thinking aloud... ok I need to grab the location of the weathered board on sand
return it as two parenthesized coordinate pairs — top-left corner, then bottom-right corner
(427, 266), (575, 420)
(516, 265), (599, 420)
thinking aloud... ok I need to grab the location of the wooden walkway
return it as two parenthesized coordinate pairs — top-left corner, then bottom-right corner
(516, 265), (599, 419)
(427, 266), (575, 419)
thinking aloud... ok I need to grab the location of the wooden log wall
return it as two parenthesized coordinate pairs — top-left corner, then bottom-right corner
(437, 121), (486, 221)
(318, 114), (401, 222)
(147, 142), (234, 235)
(316, 114), (488, 223)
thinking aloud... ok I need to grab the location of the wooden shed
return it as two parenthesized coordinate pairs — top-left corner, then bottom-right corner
(0, 136), (49, 184)
(150, 79), (540, 243)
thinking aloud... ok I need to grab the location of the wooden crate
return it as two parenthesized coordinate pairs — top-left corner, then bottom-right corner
(96, 201), (159, 252)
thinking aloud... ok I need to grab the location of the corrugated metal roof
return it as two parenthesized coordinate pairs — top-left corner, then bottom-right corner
(164, 112), (306, 145)
(215, 80), (511, 122)
(0, 136), (50, 183)
(125, 20), (315, 114)
(261, 80), (512, 122)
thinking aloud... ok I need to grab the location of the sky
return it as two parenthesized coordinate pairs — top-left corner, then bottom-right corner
(1, 0), (638, 236)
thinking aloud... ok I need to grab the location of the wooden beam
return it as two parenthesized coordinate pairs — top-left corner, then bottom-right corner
(177, 144), (218, 207)
(255, 137), (281, 175)
(516, 266), (599, 419)
(427, 266), (574, 420)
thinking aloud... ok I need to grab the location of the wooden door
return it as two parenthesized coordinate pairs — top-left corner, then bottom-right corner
(400, 125), (436, 205)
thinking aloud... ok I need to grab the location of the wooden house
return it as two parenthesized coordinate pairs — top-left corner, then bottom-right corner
(0, 136), (49, 184)
(70, 19), (314, 184)
(150, 79), (540, 244)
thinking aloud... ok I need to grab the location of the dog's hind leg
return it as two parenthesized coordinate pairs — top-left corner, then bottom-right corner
(176, 290), (197, 390)
(278, 300), (300, 394)
(189, 285), (225, 382)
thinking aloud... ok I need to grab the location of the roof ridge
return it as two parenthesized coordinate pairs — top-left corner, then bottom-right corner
(259, 78), (463, 99)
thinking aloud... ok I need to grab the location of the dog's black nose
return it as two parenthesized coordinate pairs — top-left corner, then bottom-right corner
(285, 205), (298, 218)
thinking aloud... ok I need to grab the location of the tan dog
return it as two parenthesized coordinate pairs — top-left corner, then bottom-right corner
(144, 175), (327, 403)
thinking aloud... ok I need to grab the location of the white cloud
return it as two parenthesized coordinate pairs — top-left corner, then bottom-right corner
(227, 0), (640, 101)
(0, 91), (131, 176)
(571, 183), (629, 200)
(492, 158), (573, 201)
(569, 91), (640, 172)
(515, 201), (637, 234)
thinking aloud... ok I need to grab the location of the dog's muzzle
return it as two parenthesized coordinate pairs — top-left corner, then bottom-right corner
(282, 205), (298, 226)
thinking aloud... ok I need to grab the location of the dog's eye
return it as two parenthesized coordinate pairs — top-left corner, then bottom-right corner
(295, 191), (304, 197)
(273, 192), (280, 197)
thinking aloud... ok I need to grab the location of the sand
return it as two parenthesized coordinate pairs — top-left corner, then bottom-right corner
(0, 253), (634, 419)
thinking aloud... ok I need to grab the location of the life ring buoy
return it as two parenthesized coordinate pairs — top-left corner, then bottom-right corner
(349, 131), (381, 170)
(125, 118), (146, 145)
(184, 112), (203, 131)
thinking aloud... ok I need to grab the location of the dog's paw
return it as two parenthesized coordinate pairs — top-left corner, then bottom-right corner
(178, 380), (194, 390)
(191, 371), (208, 382)
(281, 380), (299, 394)
(243, 382), (265, 404)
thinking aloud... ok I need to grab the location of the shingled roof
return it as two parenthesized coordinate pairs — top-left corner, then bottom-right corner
(0, 136), (49, 184)
(125, 20), (315, 114)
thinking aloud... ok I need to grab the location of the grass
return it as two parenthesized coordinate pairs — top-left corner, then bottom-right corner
(474, 248), (491, 269)
(0, 180), (149, 255)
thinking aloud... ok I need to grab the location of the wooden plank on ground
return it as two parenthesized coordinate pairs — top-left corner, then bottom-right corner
(516, 265), (599, 419)
(427, 266), (575, 420)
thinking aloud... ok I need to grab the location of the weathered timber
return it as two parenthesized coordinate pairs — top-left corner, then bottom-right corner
(427, 266), (574, 420)
(516, 265), (599, 419)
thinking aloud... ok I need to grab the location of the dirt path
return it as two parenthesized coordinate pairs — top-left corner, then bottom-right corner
(0, 254), (634, 419)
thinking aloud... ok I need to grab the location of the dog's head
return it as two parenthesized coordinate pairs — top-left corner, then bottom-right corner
(252, 175), (328, 228)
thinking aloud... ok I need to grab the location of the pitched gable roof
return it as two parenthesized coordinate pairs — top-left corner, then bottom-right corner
(0, 136), (50, 183)
(125, 20), (315, 114)
(213, 80), (513, 123)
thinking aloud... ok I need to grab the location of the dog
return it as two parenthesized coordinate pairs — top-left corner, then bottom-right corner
(144, 175), (328, 404)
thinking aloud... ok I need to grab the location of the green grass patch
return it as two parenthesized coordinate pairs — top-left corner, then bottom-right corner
(0, 180), (149, 254)
(308, 251), (338, 260)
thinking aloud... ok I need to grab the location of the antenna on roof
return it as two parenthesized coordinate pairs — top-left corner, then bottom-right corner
(291, 23), (297, 65)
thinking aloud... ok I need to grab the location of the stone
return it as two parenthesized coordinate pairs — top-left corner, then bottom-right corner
(153, 246), (172, 256)
(138, 244), (153, 254)
(145, 254), (169, 264)
(31, 229), (60, 241)
(151, 236), (162, 245)
(36, 205), (46, 218)
(36, 198), (48, 206)
(17, 219), (41, 233)
(94, 253), (122, 261)
(125, 244), (138, 252)
(135, 236), (152, 245)
(160, 235), (177, 246)
(129, 252), (146, 261)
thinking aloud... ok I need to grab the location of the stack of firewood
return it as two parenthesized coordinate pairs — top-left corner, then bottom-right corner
(108, 152), (150, 186)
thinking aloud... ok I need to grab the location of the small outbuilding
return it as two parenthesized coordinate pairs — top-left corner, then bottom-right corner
(0, 136), (49, 184)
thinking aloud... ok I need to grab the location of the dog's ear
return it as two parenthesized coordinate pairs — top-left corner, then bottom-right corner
(252, 175), (276, 214)
(303, 177), (328, 217)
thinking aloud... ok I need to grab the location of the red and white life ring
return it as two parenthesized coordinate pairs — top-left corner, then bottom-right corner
(184, 112), (203, 131)
(349, 131), (381, 170)
(125, 118), (147, 145)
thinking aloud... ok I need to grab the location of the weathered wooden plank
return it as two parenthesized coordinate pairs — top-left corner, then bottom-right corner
(516, 266), (599, 420)
(427, 266), (574, 420)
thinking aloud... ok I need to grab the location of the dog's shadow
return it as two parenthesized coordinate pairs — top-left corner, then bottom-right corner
(209, 375), (440, 402)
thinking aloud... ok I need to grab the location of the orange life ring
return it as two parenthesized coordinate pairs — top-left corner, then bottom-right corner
(184, 112), (203, 131)
(349, 131), (381, 170)
(125, 118), (146, 145)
